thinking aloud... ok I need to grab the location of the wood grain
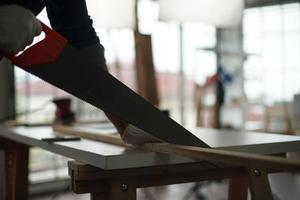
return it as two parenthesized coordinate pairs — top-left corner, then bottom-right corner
(53, 125), (300, 171)
(134, 32), (159, 106)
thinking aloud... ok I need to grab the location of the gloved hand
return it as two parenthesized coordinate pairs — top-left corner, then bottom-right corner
(0, 5), (42, 54)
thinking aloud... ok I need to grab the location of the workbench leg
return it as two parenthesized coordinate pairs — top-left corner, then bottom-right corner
(247, 168), (273, 200)
(228, 176), (248, 200)
(90, 192), (108, 200)
(4, 142), (29, 200)
(89, 178), (137, 200)
(109, 178), (137, 200)
(0, 150), (4, 200)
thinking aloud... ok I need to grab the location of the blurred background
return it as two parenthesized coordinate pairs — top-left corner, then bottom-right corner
(1, 0), (300, 199)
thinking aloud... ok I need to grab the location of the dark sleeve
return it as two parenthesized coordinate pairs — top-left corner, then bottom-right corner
(45, 0), (104, 55)
(0, 0), (45, 15)
(22, 0), (45, 15)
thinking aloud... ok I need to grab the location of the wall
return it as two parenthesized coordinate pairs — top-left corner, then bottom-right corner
(0, 58), (15, 200)
(0, 58), (15, 122)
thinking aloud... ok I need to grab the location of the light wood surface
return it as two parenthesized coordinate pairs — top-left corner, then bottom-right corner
(144, 143), (300, 171)
(0, 138), (29, 200)
(60, 123), (300, 154)
(53, 125), (300, 171)
(134, 32), (159, 106)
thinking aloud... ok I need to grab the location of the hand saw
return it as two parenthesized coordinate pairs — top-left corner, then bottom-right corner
(2, 23), (210, 148)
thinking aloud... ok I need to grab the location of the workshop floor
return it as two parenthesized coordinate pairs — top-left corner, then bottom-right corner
(30, 172), (300, 200)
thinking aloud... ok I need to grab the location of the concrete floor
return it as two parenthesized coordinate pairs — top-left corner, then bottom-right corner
(30, 172), (300, 200)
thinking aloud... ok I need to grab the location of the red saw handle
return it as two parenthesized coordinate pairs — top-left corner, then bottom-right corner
(2, 22), (67, 68)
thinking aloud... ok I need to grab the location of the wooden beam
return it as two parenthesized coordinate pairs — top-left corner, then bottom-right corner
(53, 125), (300, 171)
(134, 32), (159, 106)
(247, 168), (273, 200)
(0, 138), (29, 200)
(228, 176), (249, 200)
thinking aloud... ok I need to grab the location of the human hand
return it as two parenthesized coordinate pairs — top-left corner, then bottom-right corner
(0, 5), (42, 54)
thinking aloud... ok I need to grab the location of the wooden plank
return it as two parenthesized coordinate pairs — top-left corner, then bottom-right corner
(247, 168), (273, 200)
(53, 125), (126, 147)
(109, 178), (137, 200)
(228, 176), (249, 200)
(0, 126), (199, 170)
(68, 160), (247, 188)
(134, 32), (159, 106)
(69, 160), (249, 200)
(72, 124), (300, 155)
(70, 163), (137, 200)
(142, 143), (300, 171)
(68, 160), (216, 181)
(91, 193), (109, 200)
(0, 138), (29, 200)
(54, 125), (300, 171)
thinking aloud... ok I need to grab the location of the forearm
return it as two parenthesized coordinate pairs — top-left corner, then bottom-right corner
(45, 0), (101, 50)
(45, 0), (158, 144)
(79, 45), (128, 135)
(0, 1), (45, 15)
(45, 0), (127, 130)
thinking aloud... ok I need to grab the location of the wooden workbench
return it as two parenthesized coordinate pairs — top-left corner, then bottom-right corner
(1, 125), (300, 200)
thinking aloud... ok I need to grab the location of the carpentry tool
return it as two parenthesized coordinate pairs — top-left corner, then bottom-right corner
(1, 22), (210, 148)
(52, 97), (75, 124)
(41, 136), (81, 142)
(53, 125), (300, 171)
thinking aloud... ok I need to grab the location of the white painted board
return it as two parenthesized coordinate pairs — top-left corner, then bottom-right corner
(1, 126), (300, 170)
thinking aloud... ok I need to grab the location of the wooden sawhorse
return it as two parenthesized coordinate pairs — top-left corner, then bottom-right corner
(68, 160), (274, 200)
(0, 138), (29, 200)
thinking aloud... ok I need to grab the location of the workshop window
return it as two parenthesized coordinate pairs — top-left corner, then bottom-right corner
(14, 9), (108, 190)
(91, 0), (217, 126)
(243, 3), (300, 132)
(15, 67), (61, 123)
(14, 2), (217, 127)
(12, 2), (216, 193)
(14, 9), (108, 124)
(144, 22), (216, 126)
(138, 0), (217, 126)
(15, 66), (107, 124)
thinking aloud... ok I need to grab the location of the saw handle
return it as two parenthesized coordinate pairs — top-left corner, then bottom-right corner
(2, 22), (67, 68)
